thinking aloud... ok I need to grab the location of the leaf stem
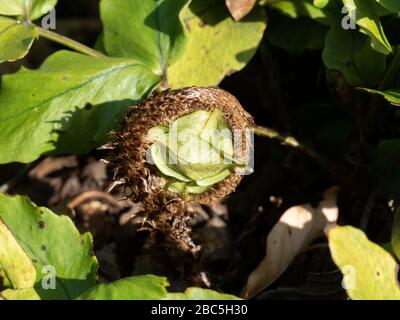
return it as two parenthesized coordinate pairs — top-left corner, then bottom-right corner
(23, 0), (32, 22)
(366, 46), (400, 128)
(37, 27), (104, 58)
(252, 125), (327, 167)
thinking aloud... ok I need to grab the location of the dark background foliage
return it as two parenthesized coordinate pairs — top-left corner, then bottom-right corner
(1, 0), (400, 299)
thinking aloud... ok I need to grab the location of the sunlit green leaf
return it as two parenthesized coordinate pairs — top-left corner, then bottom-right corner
(342, 0), (392, 55)
(0, 217), (36, 289)
(77, 275), (169, 300)
(0, 17), (38, 63)
(167, 0), (266, 87)
(269, 0), (329, 24)
(359, 88), (400, 105)
(1, 288), (40, 300)
(100, 0), (189, 77)
(314, 0), (330, 9)
(0, 50), (160, 164)
(0, 193), (98, 300)
(328, 225), (400, 300)
(77, 275), (240, 300)
(0, 0), (57, 20)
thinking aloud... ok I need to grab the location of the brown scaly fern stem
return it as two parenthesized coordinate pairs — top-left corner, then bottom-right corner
(107, 87), (253, 252)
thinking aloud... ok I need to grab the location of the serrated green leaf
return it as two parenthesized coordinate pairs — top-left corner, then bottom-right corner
(323, 26), (386, 86)
(0, 50), (161, 164)
(77, 275), (169, 300)
(100, 0), (189, 77)
(0, 0), (57, 20)
(0, 17), (38, 63)
(328, 225), (400, 300)
(0, 193), (98, 300)
(342, 0), (392, 55)
(167, 0), (266, 87)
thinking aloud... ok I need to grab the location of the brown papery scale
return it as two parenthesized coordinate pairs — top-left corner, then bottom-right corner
(107, 87), (253, 252)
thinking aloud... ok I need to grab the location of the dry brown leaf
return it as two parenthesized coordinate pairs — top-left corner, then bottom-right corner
(242, 187), (339, 298)
(225, 0), (257, 21)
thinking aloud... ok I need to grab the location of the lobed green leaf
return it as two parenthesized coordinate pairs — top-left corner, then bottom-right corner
(0, 193), (98, 300)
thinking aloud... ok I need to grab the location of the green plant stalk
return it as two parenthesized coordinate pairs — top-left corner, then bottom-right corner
(253, 125), (300, 148)
(252, 125), (327, 166)
(366, 47), (400, 138)
(37, 27), (104, 58)
(378, 46), (400, 91)
(23, 0), (32, 22)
